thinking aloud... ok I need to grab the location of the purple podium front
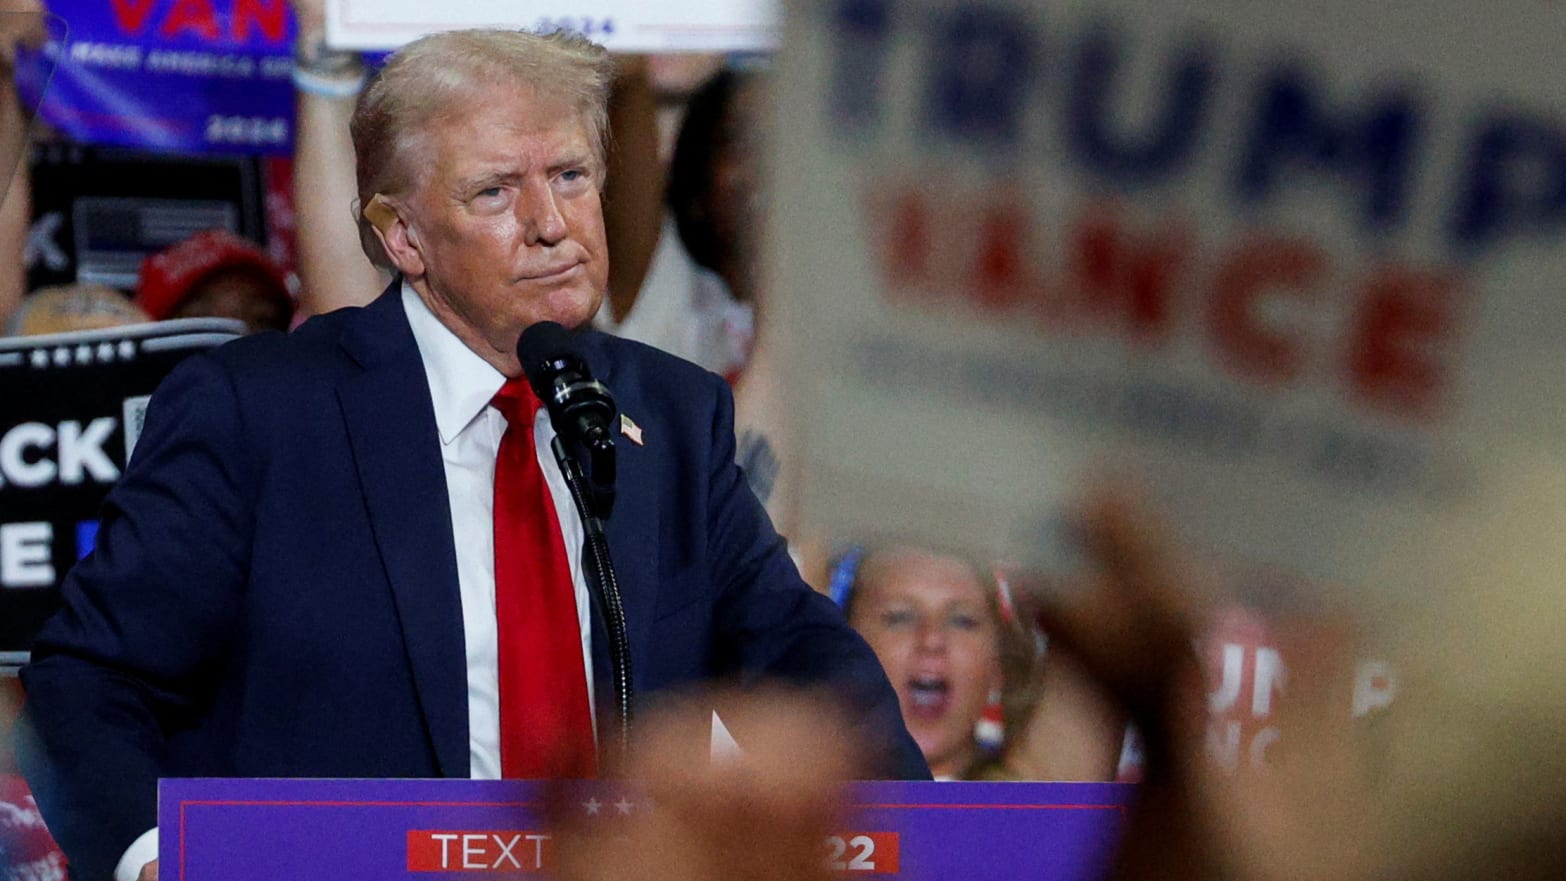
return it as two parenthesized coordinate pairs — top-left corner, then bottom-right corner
(160, 778), (1131, 880)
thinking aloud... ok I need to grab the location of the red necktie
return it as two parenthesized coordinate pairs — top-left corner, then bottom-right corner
(491, 378), (597, 778)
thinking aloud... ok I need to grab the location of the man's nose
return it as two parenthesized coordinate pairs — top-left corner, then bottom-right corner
(519, 180), (568, 246)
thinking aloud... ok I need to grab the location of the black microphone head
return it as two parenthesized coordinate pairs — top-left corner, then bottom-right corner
(517, 320), (618, 518)
(517, 321), (585, 399)
(517, 320), (616, 447)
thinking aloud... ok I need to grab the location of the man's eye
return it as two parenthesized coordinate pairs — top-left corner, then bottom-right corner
(476, 186), (504, 199)
(880, 610), (915, 628)
(559, 168), (589, 184)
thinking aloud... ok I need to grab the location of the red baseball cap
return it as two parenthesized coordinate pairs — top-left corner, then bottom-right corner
(136, 229), (292, 321)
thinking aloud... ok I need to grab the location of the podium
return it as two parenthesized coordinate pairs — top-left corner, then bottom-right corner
(161, 778), (1130, 879)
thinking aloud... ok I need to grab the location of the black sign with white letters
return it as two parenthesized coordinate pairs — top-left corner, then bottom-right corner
(0, 319), (240, 663)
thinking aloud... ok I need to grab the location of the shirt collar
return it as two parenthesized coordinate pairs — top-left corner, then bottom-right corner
(401, 280), (507, 445)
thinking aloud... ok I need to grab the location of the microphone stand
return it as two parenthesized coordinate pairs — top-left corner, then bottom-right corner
(550, 435), (634, 769)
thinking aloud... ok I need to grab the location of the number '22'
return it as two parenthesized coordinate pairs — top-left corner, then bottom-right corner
(825, 834), (876, 871)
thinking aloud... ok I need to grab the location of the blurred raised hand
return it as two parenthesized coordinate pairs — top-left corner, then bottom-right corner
(285, 0), (387, 316)
(0, 0), (43, 328)
(0, 0), (45, 70)
(550, 690), (860, 881)
(1033, 491), (1377, 881)
(287, 0), (325, 39)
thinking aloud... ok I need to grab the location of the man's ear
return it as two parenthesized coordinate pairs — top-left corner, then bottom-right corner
(365, 194), (426, 278)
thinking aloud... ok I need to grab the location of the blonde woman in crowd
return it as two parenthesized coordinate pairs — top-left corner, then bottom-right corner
(838, 544), (1123, 782)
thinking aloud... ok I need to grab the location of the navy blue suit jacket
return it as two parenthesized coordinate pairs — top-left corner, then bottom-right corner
(20, 287), (928, 881)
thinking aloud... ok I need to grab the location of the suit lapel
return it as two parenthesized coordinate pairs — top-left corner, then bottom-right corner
(578, 332), (660, 693)
(336, 286), (469, 778)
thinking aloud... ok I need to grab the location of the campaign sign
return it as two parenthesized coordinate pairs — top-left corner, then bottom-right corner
(17, 1), (296, 155)
(0, 320), (241, 666)
(767, 0), (1566, 605)
(160, 777), (1128, 880)
(327, 0), (777, 53)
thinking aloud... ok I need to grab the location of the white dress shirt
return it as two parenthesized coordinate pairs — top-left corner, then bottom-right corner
(401, 282), (596, 776)
(114, 283), (596, 881)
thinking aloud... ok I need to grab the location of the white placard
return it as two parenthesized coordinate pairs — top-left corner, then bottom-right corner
(769, 0), (1566, 605)
(327, 0), (778, 52)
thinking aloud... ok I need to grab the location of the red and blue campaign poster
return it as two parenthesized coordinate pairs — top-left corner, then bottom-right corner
(17, 1), (298, 154)
(160, 778), (1129, 880)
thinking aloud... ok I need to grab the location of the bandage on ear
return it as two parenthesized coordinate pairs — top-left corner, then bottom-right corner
(362, 194), (398, 233)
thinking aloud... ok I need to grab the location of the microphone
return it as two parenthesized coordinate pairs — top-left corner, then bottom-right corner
(517, 322), (635, 751)
(517, 321), (616, 451)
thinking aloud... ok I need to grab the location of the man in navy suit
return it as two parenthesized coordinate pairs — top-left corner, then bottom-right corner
(19, 28), (927, 881)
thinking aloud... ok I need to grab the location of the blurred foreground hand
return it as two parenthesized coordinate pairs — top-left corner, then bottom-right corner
(551, 691), (860, 881)
(1040, 477), (1566, 881)
(1034, 492), (1377, 881)
(0, 0), (45, 69)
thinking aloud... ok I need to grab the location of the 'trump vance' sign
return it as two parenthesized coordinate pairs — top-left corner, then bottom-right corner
(770, 0), (1566, 603)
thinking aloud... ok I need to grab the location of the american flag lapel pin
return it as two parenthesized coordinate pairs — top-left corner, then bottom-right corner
(620, 413), (644, 446)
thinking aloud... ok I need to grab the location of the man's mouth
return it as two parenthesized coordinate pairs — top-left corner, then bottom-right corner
(521, 262), (580, 281)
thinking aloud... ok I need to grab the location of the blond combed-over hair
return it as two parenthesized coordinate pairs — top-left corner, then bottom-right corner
(349, 28), (614, 269)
